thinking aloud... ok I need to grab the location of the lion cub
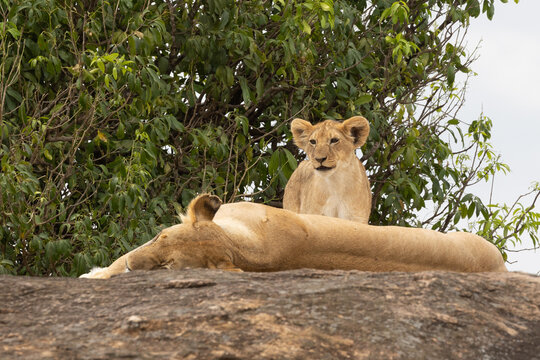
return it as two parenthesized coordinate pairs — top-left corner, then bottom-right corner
(283, 116), (372, 223)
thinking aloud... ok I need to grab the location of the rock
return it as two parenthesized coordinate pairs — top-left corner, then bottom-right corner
(0, 270), (538, 359)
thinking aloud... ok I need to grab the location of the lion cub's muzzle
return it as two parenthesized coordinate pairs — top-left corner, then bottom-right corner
(313, 157), (336, 171)
(315, 165), (334, 171)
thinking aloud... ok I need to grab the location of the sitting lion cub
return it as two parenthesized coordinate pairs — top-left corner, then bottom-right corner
(283, 116), (372, 223)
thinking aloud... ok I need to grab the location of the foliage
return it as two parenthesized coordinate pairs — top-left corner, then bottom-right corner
(0, 0), (536, 276)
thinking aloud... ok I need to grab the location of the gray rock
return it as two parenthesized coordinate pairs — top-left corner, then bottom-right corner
(0, 270), (538, 359)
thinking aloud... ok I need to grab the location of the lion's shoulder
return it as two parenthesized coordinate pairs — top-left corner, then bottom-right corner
(287, 160), (316, 183)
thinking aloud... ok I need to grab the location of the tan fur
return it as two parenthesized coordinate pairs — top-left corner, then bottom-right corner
(80, 194), (507, 279)
(283, 116), (372, 223)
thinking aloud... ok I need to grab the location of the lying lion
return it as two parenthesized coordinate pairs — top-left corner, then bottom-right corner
(284, 116), (372, 223)
(81, 194), (507, 279)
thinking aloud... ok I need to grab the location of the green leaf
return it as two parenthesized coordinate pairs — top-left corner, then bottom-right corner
(356, 94), (372, 106)
(447, 65), (456, 86)
(216, 66), (234, 87)
(302, 20), (311, 34)
(37, 33), (47, 50)
(8, 27), (21, 39)
(238, 76), (252, 107)
(467, 202), (475, 218)
(103, 53), (119, 62)
(7, 88), (22, 103)
(236, 116), (249, 135)
(256, 77), (264, 99)
(43, 148), (53, 161)
(403, 147), (416, 168)
(320, 2), (331, 12)
(268, 151), (280, 175)
(486, 3), (495, 20)
(97, 59), (105, 73)
(284, 149), (298, 171)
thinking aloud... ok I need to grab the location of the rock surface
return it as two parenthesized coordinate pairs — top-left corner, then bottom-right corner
(0, 270), (539, 359)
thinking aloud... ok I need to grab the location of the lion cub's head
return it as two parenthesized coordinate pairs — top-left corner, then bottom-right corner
(291, 116), (369, 172)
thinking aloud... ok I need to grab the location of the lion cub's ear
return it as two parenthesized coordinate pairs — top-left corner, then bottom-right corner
(186, 194), (222, 224)
(291, 118), (314, 150)
(342, 116), (369, 147)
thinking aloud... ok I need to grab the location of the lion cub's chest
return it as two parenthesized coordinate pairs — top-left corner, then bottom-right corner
(299, 174), (352, 219)
(319, 195), (348, 218)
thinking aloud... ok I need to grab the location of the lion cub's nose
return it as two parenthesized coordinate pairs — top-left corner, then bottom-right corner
(315, 156), (327, 163)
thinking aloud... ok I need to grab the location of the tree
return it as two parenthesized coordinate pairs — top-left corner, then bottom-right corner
(0, 0), (537, 276)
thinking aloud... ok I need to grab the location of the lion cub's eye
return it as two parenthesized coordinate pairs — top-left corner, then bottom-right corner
(309, 139), (316, 145)
(330, 138), (339, 144)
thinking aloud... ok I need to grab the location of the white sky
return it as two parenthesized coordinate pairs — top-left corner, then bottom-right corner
(458, 0), (539, 274)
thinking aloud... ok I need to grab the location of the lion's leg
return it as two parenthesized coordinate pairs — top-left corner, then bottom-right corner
(79, 254), (129, 279)
(80, 233), (163, 279)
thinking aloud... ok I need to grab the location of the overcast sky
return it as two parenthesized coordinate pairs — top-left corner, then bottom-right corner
(458, 0), (539, 274)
